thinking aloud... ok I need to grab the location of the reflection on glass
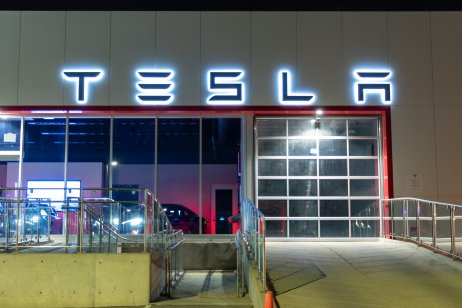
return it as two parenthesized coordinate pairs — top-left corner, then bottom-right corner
(318, 119), (346, 136)
(112, 118), (155, 191)
(320, 220), (349, 237)
(288, 119), (316, 137)
(319, 159), (347, 176)
(351, 220), (378, 237)
(350, 180), (378, 196)
(24, 118), (66, 163)
(157, 118), (200, 233)
(256, 119), (286, 137)
(259, 159), (286, 176)
(351, 200), (378, 217)
(68, 118), (111, 191)
(258, 200), (287, 217)
(289, 200), (317, 217)
(289, 220), (318, 237)
(320, 200), (348, 217)
(258, 180), (287, 196)
(289, 180), (317, 196)
(319, 180), (348, 196)
(319, 139), (346, 156)
(258, 140), (286, 156)
(350, 159), (377, 176)
(202, 118), (241, 235)
(349, 140), (377, 156)
(348, 119), (377, 136)
(289, 159), (316, 176)
(0, 118), (21, 151)
(266, 220), (287, 237)
(289, 139), (317, 156)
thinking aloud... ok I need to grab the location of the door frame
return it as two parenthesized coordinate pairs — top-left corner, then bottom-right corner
(211, 184), (239, 234)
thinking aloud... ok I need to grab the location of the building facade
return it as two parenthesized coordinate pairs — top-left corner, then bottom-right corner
(0, 11), (461, 238)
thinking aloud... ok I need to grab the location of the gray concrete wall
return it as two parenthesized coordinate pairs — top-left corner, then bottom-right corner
(0, 253), (151, 308)
(182, 242), (236, 270)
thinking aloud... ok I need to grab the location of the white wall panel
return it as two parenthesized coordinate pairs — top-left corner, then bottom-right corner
(431, 12), (462, 107)
(156, 12), (200, 106)
(297, 12), (343, 106)
(64, 12), (110, 106)
(342, 12), (388, 106)
(109, 12), (155, 106)
(0, 12), (20, 106)
(388, 13), (433, 106)
(202, 12), (250, 106)
(435, 107), (462, 203)
(251, 12), (296, 106)
(18, 12), (65, 106)
(390, 106), (438, 199)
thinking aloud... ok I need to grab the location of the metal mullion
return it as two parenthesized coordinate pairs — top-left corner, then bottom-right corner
(347, 119), (352, 238)
(286, 118), (289, 238)
(316, 122), (320, 238)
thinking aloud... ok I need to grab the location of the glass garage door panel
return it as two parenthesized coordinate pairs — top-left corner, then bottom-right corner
(256, 117), (381, 238)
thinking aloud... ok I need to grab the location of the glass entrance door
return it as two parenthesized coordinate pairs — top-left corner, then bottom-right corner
(255, 116), (382, 238)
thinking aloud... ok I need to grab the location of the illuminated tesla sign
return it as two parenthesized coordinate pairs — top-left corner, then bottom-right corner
(62, 69), (104, 104)
(62, 66), (393, 105)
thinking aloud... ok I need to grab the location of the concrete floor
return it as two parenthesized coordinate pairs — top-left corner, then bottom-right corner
(266, 239), (462, 308)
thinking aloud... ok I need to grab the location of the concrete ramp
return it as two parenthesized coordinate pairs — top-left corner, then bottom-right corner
(151, 270), (252, 308)
(267, 239), (462, 308)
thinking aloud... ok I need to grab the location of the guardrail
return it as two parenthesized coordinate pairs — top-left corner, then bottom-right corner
(0, 187), (184, 296)
(237, 199), (266, 292)
(381, 198), (462, 260)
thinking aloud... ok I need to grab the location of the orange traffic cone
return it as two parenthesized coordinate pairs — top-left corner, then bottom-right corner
(264, 290), (273, 308)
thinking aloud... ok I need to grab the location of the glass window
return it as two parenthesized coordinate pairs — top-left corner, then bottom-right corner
(258, 200), (287, 217)
(258, 180), (287, 196)
(319, 180), (348, 196)
(320, 220), (349, 237)
(350, 180), (378, 196)
(259, 159), (286, 176)
(288, 119), (316, 137)
(349, 140), (377, 156)
(256, 119), (286, 137)
(318, 119), (346, 136)
(320, 200), (348, 217)
(349, 159), (378, 176)
(289, 180), (317, 196)
(0, 118), (21, 151)
(289, 200), (317, 217)
(258, 140), (286, 156)
(351, 220), (379, 237)
(348, 119), (377, 137)
(157, 118), (200, 233)
(68, 118), (110, 190)
(319, 159), (347, 176)
(351, 200), (379, 217)
(266, 220), (287, 237)
(112, 118), (155, 192)
(289, 220), (318, 237)
(289, 159), (316, 176)
(288, 139), (317, 156)
(202, 118), (241, 234)
(319, 139), (346, 156)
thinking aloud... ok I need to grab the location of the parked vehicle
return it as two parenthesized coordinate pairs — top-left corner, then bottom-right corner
(162, 203), (207, 234)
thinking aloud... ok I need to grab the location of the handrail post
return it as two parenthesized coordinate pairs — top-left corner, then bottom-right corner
(15, 187), (20, 252)
(450, 206), (456, 258)
(143, 189), (148, 253)
(403, 199), (408, 239)
(432, 202), (437, 250)
(416, 201), (421, 243)
(390, 200), (394, 239)
(78, 191), (84, 253)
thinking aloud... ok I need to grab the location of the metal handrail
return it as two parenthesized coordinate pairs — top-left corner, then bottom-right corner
(381, 197), (462, 260)
(238, 199), (266, 291)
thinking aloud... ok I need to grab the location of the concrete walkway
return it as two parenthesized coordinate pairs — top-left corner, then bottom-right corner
(266, 239), (462, 308)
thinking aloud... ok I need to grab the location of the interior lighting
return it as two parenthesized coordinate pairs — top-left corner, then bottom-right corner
(111, 161), (118, 166)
